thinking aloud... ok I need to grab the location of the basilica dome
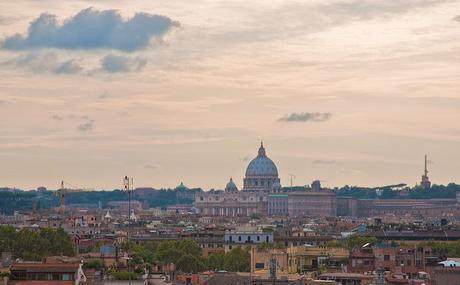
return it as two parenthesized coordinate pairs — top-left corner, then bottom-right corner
(243, 142), (281, 192)
(245, 142), (278, 177)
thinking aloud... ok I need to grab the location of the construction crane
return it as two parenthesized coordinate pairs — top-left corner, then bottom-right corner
(56, 180), (93, 214)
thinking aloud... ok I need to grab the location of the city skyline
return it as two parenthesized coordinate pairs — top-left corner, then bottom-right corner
(1, 0), (460, 190)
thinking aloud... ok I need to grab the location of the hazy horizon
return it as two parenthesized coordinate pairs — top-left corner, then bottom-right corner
(1, 0), (460, 190)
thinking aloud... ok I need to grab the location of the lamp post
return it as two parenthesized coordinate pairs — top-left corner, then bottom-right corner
(123, 176), (133, 285)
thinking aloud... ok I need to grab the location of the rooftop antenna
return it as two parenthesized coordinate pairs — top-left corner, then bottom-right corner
(288, 174), (296, 189)
(424, 154), (428, 177)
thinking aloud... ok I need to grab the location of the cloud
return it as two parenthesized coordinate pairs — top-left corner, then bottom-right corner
(50, 113), (94, 132)
(242, 155), (251, 162)
(98, 91), (110, 99)
(101, 54), (147, 73)
(1, 8), (178, 51)
(53, 59), (82, 74)
(144, 164), (158, 170)
(312, 159), (336, 164)
(77, 120), (94, 132)
(278, 112), (332, 122)
(51, 115), (64, 121)
(12, 52), (82, 74)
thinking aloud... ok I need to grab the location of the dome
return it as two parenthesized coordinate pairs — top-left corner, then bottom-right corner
(245, 142), (278, 177)
(225, 177), (238, 192)
(175, 181), (188, 191)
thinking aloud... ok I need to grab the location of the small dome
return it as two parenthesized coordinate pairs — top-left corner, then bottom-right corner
(245, 142), (278, 177)
(175, 181), (188, 191)
(225, 178), (238, 192)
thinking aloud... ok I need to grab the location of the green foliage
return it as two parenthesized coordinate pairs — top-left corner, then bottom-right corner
(336, 186), (377, 199)
(421, 240), (460, 257)
(380, 188), (397, 199)
(66, 190), (127, 207)
(111, 271), (139, 280)
(345, 235), (378, 250)
(135, 239), (251, 273)
(223, 247), (250, 272)
(176, 254), (205, 273)
(0, 190), (57, 214)
(409, 183), (460, 199)
(324, 240), (343, 248)
(336, 183), (460, 199)
(83, 259), (104, 270)
(207, 252), (225, 270)
(0, 225), (75, 260)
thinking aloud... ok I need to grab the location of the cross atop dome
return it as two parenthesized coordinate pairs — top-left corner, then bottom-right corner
(258, 140), (266, 157)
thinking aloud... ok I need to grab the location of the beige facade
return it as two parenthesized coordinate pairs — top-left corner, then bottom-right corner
(194, 191), (267, 216)
(288, 191), (337, 217)
(287, 246), (349, 274)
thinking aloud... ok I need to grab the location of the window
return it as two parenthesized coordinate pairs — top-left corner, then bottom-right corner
(384, 255), (390, 261)
(255, 263), (265, 269)
(238, 236), (242, 242)
(62, 274), (73, 281)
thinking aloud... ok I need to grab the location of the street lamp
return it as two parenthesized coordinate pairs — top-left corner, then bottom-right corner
(123, 176), (133, 285)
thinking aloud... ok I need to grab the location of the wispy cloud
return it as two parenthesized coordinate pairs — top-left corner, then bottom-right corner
(98, 91), (110, 99)
(77, 120), (94, 132)
(51, 114), (94, 132)
(11, 52), (82, 74)
(51, 115), (64, 121)
(242, 155), (251, 162)
(312, 159), (336, 164)
(144, 164), (159, 170)
(1, 8), (178, 52)
(279, 112), (332, 122)
(101, 54), (147, 73)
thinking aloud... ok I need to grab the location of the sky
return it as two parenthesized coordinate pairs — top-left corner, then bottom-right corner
(1, 0), (460, 190)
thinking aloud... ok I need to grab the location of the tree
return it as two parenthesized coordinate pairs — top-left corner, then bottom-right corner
(207, 252), (225, 270)
(176, 254), (205, 273)
(177, 239), (202, 257)
(224, 247), (250, 272)
(0, 226), (75, 260)
(83, 259), (104, 270)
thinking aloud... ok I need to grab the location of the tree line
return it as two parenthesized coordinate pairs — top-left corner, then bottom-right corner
(0, 225), (75, 260)
(117, 239), (250, 274)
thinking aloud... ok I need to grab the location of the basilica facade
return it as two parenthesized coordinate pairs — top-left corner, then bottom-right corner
(194, 142), (278, 216)
(194, 142), (338, 217)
